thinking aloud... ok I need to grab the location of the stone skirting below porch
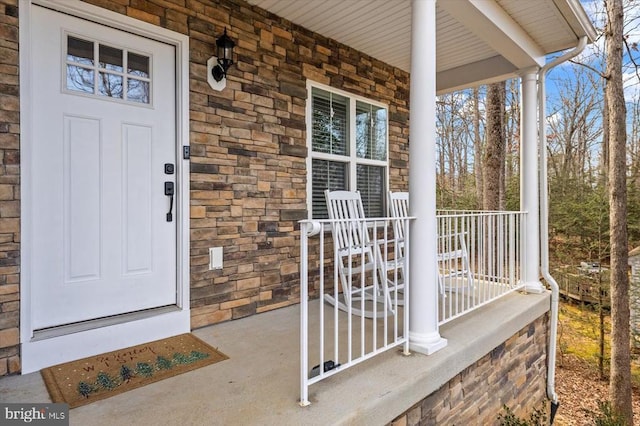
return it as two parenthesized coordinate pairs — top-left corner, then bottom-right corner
(389, 313), (548, 425)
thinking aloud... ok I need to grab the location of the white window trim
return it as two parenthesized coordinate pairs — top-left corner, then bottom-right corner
(305, 80), (390, 219)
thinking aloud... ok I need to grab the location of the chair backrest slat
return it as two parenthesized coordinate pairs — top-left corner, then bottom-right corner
(388, 191), (409, 242)
(325, 190), (370, 255)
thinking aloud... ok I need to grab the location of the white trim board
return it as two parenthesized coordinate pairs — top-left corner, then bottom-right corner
(19, 0), (191, 373)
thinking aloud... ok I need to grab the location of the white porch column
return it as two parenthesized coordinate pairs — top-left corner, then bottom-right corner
(408, 0), (447, 355)
(520, 69), (544, 293)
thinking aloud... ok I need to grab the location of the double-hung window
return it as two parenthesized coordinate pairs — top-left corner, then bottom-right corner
(308, 83), (389, 219)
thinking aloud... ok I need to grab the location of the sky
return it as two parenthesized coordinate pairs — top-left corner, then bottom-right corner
(576, 0), (640, 101)
(438, 1), (640, 134)
(541, 0), (640, 119)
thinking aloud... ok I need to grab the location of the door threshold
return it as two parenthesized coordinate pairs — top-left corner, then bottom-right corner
(32, 305), (180, 341)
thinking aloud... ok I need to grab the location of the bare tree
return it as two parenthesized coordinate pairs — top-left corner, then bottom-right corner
(546, 65), (602, 187)
(473, 87), (483, 208)
(629, 96), (640, 187)
(436, 91), (478, 207)
(504, 79), (520, 183)
(483, 81), (506, 210)
(605, 0), (633, 422)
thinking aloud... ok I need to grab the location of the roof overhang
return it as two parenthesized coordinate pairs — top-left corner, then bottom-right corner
(246, 0), (596, 94)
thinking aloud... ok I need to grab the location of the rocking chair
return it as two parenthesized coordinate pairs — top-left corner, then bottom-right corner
(437, 232), (474, 293)
(388, 192), (473, 294)
(324, 190), (403, 318)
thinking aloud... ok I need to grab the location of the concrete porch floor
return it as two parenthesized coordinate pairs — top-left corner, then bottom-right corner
(0, 291), (550, 426)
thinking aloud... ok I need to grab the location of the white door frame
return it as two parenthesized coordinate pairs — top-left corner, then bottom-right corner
(19, 0), (191, 373)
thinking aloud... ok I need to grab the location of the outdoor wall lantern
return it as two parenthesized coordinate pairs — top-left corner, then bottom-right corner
(207, 28), (235, 91)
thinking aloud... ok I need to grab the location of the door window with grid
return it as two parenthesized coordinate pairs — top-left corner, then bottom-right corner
(308, 84), (388, 219)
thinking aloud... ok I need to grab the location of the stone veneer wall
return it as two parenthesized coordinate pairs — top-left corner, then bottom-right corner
(0, 0), (20, 375)
(0, 0), (410, 374)
(389, 314), (549, 425)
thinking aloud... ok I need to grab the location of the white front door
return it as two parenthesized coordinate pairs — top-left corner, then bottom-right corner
(30, 5), (177, 330)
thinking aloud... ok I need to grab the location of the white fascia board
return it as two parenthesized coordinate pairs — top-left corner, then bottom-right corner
(438, 0), (546, 69)
(553, 0), (598, 43)
(436, 56), (517, 95)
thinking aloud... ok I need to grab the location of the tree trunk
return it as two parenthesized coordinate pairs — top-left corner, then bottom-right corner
(505, 80), (519, 183)
(606, 0), (633, 423)
(483, 82), (505, 211)
(599, 269), (606, 380)
(473, 87), (483, 208)
(602, 90), (610, 186)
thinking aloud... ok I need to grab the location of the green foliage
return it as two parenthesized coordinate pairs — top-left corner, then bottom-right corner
(119, 365), (134, 382)
(156, 356), (173, 370)
(548, 177), (609, 261)
(548, 175), (640, 260)
(75, 347), (214, 398)
(436, 173), (523, 211)
(95, 372), (118, 390)
(188, 351), (209, 361)
(77, 381), (95, 398)
(626, 182), (640, 243)
(436, 175), (482, 210)
(592, 401), (626, 426)
(172, 352), (190, 365)
(504, 175), (520, 211)
(135, 362), (154, 378)
(558, 302), (611, 366)
(497, 404), (547, 426)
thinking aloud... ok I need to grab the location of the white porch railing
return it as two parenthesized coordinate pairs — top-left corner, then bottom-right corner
(299, 217), (413, 407)
(436, 210), (527, 324)
(299, 211), (526, 405)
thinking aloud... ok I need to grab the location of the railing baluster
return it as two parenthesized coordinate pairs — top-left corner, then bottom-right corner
(436, 210), (527, 325)
(299, 221), (310, 407)
(348, 219), (353, 364)
(319, 223), (325, 383)
(333, 222), (339, 371)
(298, 216), (414, 404)
(403, 218), (410, 355)
(365, 219), (371, 358)
(301, 211), (525, 404)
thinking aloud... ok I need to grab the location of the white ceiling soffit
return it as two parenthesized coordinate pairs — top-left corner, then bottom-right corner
(246, 0), (593, 92)
(248, 0), (413, 70)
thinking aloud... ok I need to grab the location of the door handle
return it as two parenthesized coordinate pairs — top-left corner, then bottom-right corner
(165, 182), (174, 222)
(164, 181), (174, 196)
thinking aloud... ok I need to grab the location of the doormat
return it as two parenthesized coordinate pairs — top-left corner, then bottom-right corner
(41, 333), (228, 409)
